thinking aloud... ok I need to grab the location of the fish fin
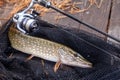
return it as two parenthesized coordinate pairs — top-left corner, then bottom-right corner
(53, 48), (65, 72)
(25, 55), (34, 62)
(41, 60), (45, 67)
(8, 53), (14, 58)
(54, 60), (61, 72)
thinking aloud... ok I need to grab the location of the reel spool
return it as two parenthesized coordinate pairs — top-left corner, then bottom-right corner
(13, 13), (39, 33)
(12, 0), (40, 34)
(13, 10), (39, 34)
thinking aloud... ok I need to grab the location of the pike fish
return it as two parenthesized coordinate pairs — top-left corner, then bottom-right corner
(8, 27), (92, 71)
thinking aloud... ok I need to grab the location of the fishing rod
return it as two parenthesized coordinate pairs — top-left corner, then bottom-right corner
(12, 0), (120, 43)
(36, 0), (120, 43)
(6, 0), (119, 59)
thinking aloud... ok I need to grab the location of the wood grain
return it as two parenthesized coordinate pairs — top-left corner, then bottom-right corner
(0, 4), (13, 28)
(42, 0), (112, 38)
(79, 0), (111, 38)
(107, 0), (120, 45)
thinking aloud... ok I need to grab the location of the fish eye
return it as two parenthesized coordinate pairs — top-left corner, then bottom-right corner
(68, 50), (79, 57)
(73, 54), (78, 57)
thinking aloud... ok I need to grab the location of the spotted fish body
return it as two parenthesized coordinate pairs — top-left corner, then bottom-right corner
(8, 27), (92, 68)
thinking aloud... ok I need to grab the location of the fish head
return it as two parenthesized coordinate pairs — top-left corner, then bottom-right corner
(58, 48), (92, 68)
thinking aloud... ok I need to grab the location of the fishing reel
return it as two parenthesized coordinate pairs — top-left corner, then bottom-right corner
(13, 10), (39, 34)
(12, 0), (43, 34)
(12, 0), (51, 34)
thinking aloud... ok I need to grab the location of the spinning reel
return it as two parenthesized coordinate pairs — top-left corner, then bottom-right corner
(13, 10), (39, 33)
(13, 0), (51, 34)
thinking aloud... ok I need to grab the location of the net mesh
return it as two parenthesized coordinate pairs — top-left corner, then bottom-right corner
(0, 19), (120, 80)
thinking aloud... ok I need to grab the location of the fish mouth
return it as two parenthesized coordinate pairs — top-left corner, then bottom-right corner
(78, 56), (93, 68)
(72, 58), (93, 68)
(80, 62), (92, 68)
(78, 58), (93, 68)
(65, 60), (92, 68)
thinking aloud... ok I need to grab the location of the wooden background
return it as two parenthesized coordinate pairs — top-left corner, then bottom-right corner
(0, 0), (120, 44)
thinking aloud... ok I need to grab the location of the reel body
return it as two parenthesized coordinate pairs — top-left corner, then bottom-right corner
(13, 12), (39, 33)
(12, 0), (41, 34)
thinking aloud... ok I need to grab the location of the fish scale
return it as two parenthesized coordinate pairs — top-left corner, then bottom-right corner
(8, 27), (92, 68)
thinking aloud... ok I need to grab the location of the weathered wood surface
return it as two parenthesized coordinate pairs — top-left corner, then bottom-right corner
(0, 4), (13, 29)
(107, 0), (120, 45)
(80, 0), (111, 38)
(42, 0), (111, 38)
(0, 3), (13, 53)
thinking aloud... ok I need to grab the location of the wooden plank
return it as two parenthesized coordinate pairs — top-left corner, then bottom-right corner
(42, 0), (111, 38)
(0, 4), (13, 28)
(41, 0), (81, 29)
(0, 0), (112, 38)
(79, 0), (111, 38)
(107, 0), (120, 45)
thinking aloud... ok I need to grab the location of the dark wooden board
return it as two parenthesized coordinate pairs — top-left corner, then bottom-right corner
(42, 0), (111, 38)
(80, 0), (111, 38)
(0, 4), (13, 28)
(107, 0), (120, 45)
(0, 0), (112, 37)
